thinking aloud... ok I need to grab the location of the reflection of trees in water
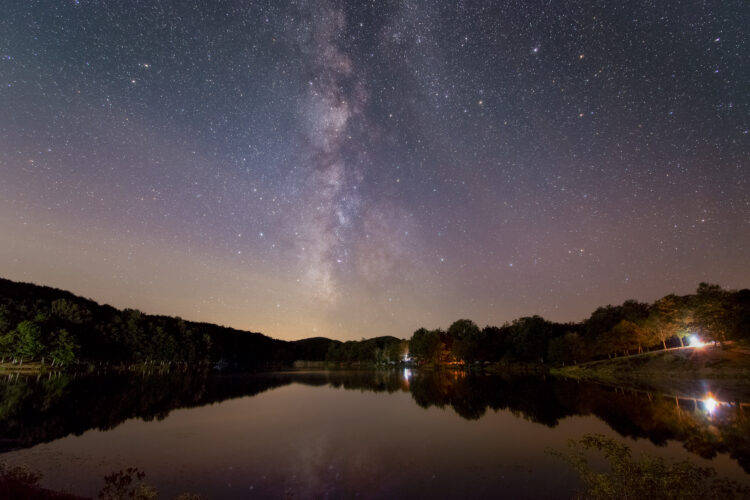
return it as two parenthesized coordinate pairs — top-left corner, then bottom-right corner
(408, 371), (571, 424)
(1, 370), (750, 473)
(550, 380), (750, 472)
(0, 370), (294, 452)
(307, 370), (406, 393)
(0, 370), (402, 452)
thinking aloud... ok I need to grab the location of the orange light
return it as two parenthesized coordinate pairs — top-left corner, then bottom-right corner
(703, 395), (718, 414)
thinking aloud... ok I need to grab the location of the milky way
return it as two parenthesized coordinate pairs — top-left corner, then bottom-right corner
(293, 1), (365, 302)
(0, 1), (748, 340)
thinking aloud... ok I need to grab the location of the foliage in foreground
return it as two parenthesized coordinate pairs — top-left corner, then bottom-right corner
(0, 463), (203, 500)
(551, 434), (750, 499)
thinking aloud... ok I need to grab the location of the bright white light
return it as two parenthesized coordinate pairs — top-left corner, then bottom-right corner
(689, 335), (705, 348)
(403, 368), (412, 380)
(704, 397), (718, 413)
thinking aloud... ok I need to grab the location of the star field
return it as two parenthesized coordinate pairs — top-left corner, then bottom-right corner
(1, 0), (748, 340)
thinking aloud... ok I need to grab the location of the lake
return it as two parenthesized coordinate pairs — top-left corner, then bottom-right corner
(1, 369), (749, 498)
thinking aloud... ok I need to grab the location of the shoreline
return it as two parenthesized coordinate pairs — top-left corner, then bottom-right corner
(551, 345), (750, 397)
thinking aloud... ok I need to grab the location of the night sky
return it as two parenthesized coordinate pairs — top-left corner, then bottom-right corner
(1, 1), (748, 340)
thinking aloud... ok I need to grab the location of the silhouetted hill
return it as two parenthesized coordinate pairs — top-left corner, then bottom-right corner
(0, 277), (346, 367)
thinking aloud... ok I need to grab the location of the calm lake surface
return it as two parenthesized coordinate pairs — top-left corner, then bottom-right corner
(1, 369), (749, 499)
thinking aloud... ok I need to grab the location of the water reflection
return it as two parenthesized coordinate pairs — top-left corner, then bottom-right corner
(1, 369), (750, 473)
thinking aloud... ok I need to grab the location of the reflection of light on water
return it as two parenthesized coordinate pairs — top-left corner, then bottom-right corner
(403, 368), (412, 380)
(703, 395), (718, 414)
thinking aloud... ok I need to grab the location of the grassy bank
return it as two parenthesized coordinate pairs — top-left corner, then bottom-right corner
(0, 362), (50, 375)
(0, 360), (210, 376)
(552, 345), (750, 393)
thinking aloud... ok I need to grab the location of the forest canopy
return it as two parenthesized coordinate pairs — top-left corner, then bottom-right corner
(407, 283), (750, 367)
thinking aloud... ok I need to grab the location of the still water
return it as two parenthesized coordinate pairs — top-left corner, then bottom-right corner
(1, 369), (749, 498)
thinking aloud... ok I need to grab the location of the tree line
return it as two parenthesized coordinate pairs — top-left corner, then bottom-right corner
(1, 278), (747, 369)
(0, 278), (336, 367)
(408, 283), (750, 366)
(324, 336), (407, 365)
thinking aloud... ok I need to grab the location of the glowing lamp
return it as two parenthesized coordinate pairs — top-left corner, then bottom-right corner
(689, 335), (704, 348)
(703, 396), (718, 414)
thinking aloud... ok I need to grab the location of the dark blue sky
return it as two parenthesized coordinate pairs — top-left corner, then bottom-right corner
(1, 0), (747, 339)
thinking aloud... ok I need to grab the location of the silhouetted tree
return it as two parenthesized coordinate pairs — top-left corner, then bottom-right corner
(448, 319), (481, 362)
(409, 328), (443, 363)
(692, 283), (732, 345)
